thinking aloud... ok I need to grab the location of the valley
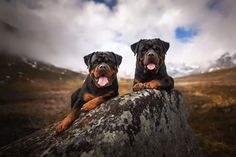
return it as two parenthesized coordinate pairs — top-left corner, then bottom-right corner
(0, 52), (235, 157)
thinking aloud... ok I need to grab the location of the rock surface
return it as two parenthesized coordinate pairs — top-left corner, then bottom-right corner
(0, 89), (203, 157)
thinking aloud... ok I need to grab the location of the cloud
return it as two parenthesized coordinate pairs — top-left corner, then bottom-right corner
(0, 0), (236, 77)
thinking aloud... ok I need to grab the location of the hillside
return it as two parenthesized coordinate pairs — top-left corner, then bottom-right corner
(175, 67), (236, 110)
(0, 52), (86, 103)
(175, 67), (236, 157)
(0, 52), (85, 89)
(176, 67), (236, 84)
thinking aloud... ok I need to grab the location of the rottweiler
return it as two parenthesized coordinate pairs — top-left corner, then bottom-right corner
(56, 51), (122, 133)
(130, 38), (174, 91)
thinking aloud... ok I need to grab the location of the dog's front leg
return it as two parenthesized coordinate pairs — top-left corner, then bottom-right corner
(81, 96), (105, 111)
(133, 80), (161, 91)
(133, 83), (145, 91)
(56, 97), (104, 133)
(133, 79), (146, 91)
(81, 91), (114, 111)
(143, 80), (161, 89)
(56, 108), (81, 133)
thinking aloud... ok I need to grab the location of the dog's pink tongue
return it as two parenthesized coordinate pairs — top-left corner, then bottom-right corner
(98, 77), (109, 87)
(147, 64), (156, 70)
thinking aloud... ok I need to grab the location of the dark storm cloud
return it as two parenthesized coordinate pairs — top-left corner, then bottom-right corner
(0, 0), (91, 71)
(0, 0), (236, 76)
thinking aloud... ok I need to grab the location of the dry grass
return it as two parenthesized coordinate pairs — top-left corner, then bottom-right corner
(175, 67), (236, 157)
(0, 78), (82, 147)
(118, 79), (133, 96)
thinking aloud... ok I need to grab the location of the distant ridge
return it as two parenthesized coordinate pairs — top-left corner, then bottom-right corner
(0, 51), (85, 84)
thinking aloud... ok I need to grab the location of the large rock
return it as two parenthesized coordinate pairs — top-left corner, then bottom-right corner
(0, 89), (203, 157)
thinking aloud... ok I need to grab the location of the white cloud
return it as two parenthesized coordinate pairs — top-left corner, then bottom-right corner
(0, 0), (236, 77)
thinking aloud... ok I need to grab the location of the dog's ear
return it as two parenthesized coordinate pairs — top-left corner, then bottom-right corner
(130, 40), (140, 55)
(115, 53), (122, 67)
(110, 52), (122, 68)
(158, 39), (169, 54)
(84, 52), (94, 69)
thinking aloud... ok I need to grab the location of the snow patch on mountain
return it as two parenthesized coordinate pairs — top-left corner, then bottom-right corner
(167, 62), (201, 78)
(207, 52), (236, 72)
(167, 52), (236, 78)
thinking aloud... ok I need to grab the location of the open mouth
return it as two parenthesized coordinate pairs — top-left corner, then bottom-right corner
(96, 76), (109, 87)
(146, 63), (157, 70)
(94, 74), (115, 87)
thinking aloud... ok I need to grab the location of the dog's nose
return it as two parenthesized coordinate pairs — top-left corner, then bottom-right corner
(147, 51), (155, 57)
(99, 64), (107, 70)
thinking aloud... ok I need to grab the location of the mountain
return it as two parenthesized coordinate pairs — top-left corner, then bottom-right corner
(207, 52), (236, 72)
(167, 62), (201, 78)
(0, 52), (85, 83)
(168, 52), (236, 78)
(0, 51), (85, 93)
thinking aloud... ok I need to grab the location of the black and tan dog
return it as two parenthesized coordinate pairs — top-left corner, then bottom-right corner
(131, 38), (174, 91)
(56, 51), (122, 133)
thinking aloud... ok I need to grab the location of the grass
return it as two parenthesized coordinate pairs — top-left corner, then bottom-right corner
(175, 67), (236, 157)
(189, 110), (236, 157)
(118, 79), (133, 95)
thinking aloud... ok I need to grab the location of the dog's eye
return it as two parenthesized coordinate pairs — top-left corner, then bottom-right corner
(93, 59), (100, 64)
(141, 48), (147, 54)
(142, 47), (148, 51)
(153, 47), (160, 51)
(106, 60), (111, 64)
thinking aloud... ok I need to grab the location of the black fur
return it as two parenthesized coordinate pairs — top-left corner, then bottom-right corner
(131, 38), (174, 90)
(71, 51), (122, 109)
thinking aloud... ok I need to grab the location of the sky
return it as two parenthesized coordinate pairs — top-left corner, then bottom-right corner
(0, 0), (236, 77)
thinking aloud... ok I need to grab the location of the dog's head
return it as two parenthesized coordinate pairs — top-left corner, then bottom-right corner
(84, 51), (122, 88)
(131, 38), (169, 74)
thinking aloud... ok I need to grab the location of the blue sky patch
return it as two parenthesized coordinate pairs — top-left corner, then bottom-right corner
(175, 27), (198, 42)
(94, 0), (117, 10)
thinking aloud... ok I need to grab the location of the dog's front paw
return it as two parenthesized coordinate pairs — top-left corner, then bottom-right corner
(82, 103), (97, 111)
(56, 122), (66, 134)
(56, 118), (72, 134)
(133, 83), (145, 91)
